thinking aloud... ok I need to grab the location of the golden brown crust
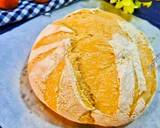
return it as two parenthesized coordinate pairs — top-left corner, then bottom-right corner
(28, 9), (157, 127)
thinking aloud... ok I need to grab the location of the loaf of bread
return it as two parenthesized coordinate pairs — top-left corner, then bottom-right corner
(28, 9), (157, 127)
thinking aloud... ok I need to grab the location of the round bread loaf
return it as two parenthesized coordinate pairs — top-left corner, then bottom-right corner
(28, 9), (157, 127)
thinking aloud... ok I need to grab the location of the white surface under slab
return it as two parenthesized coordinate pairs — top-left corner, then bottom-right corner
(0, 1), (160, 128)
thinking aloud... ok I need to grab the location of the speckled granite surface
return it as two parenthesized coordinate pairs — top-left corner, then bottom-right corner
(0, 1), (160, 128)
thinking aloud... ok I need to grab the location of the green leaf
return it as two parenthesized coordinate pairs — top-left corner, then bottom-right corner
(134, 0), (141, 9)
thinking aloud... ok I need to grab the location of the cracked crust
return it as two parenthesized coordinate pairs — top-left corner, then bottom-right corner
(28, 9), (157, 127)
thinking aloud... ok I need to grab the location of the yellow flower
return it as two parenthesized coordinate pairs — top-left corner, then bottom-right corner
(142, 1), (152, 8)
(123, 5), (134, 13)
(110, 0), (117, 4)
(108, 0), (152, 14)
(115, 0), (135, 13)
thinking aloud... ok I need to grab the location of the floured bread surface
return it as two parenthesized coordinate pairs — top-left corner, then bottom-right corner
(28, 9), (157, 127)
